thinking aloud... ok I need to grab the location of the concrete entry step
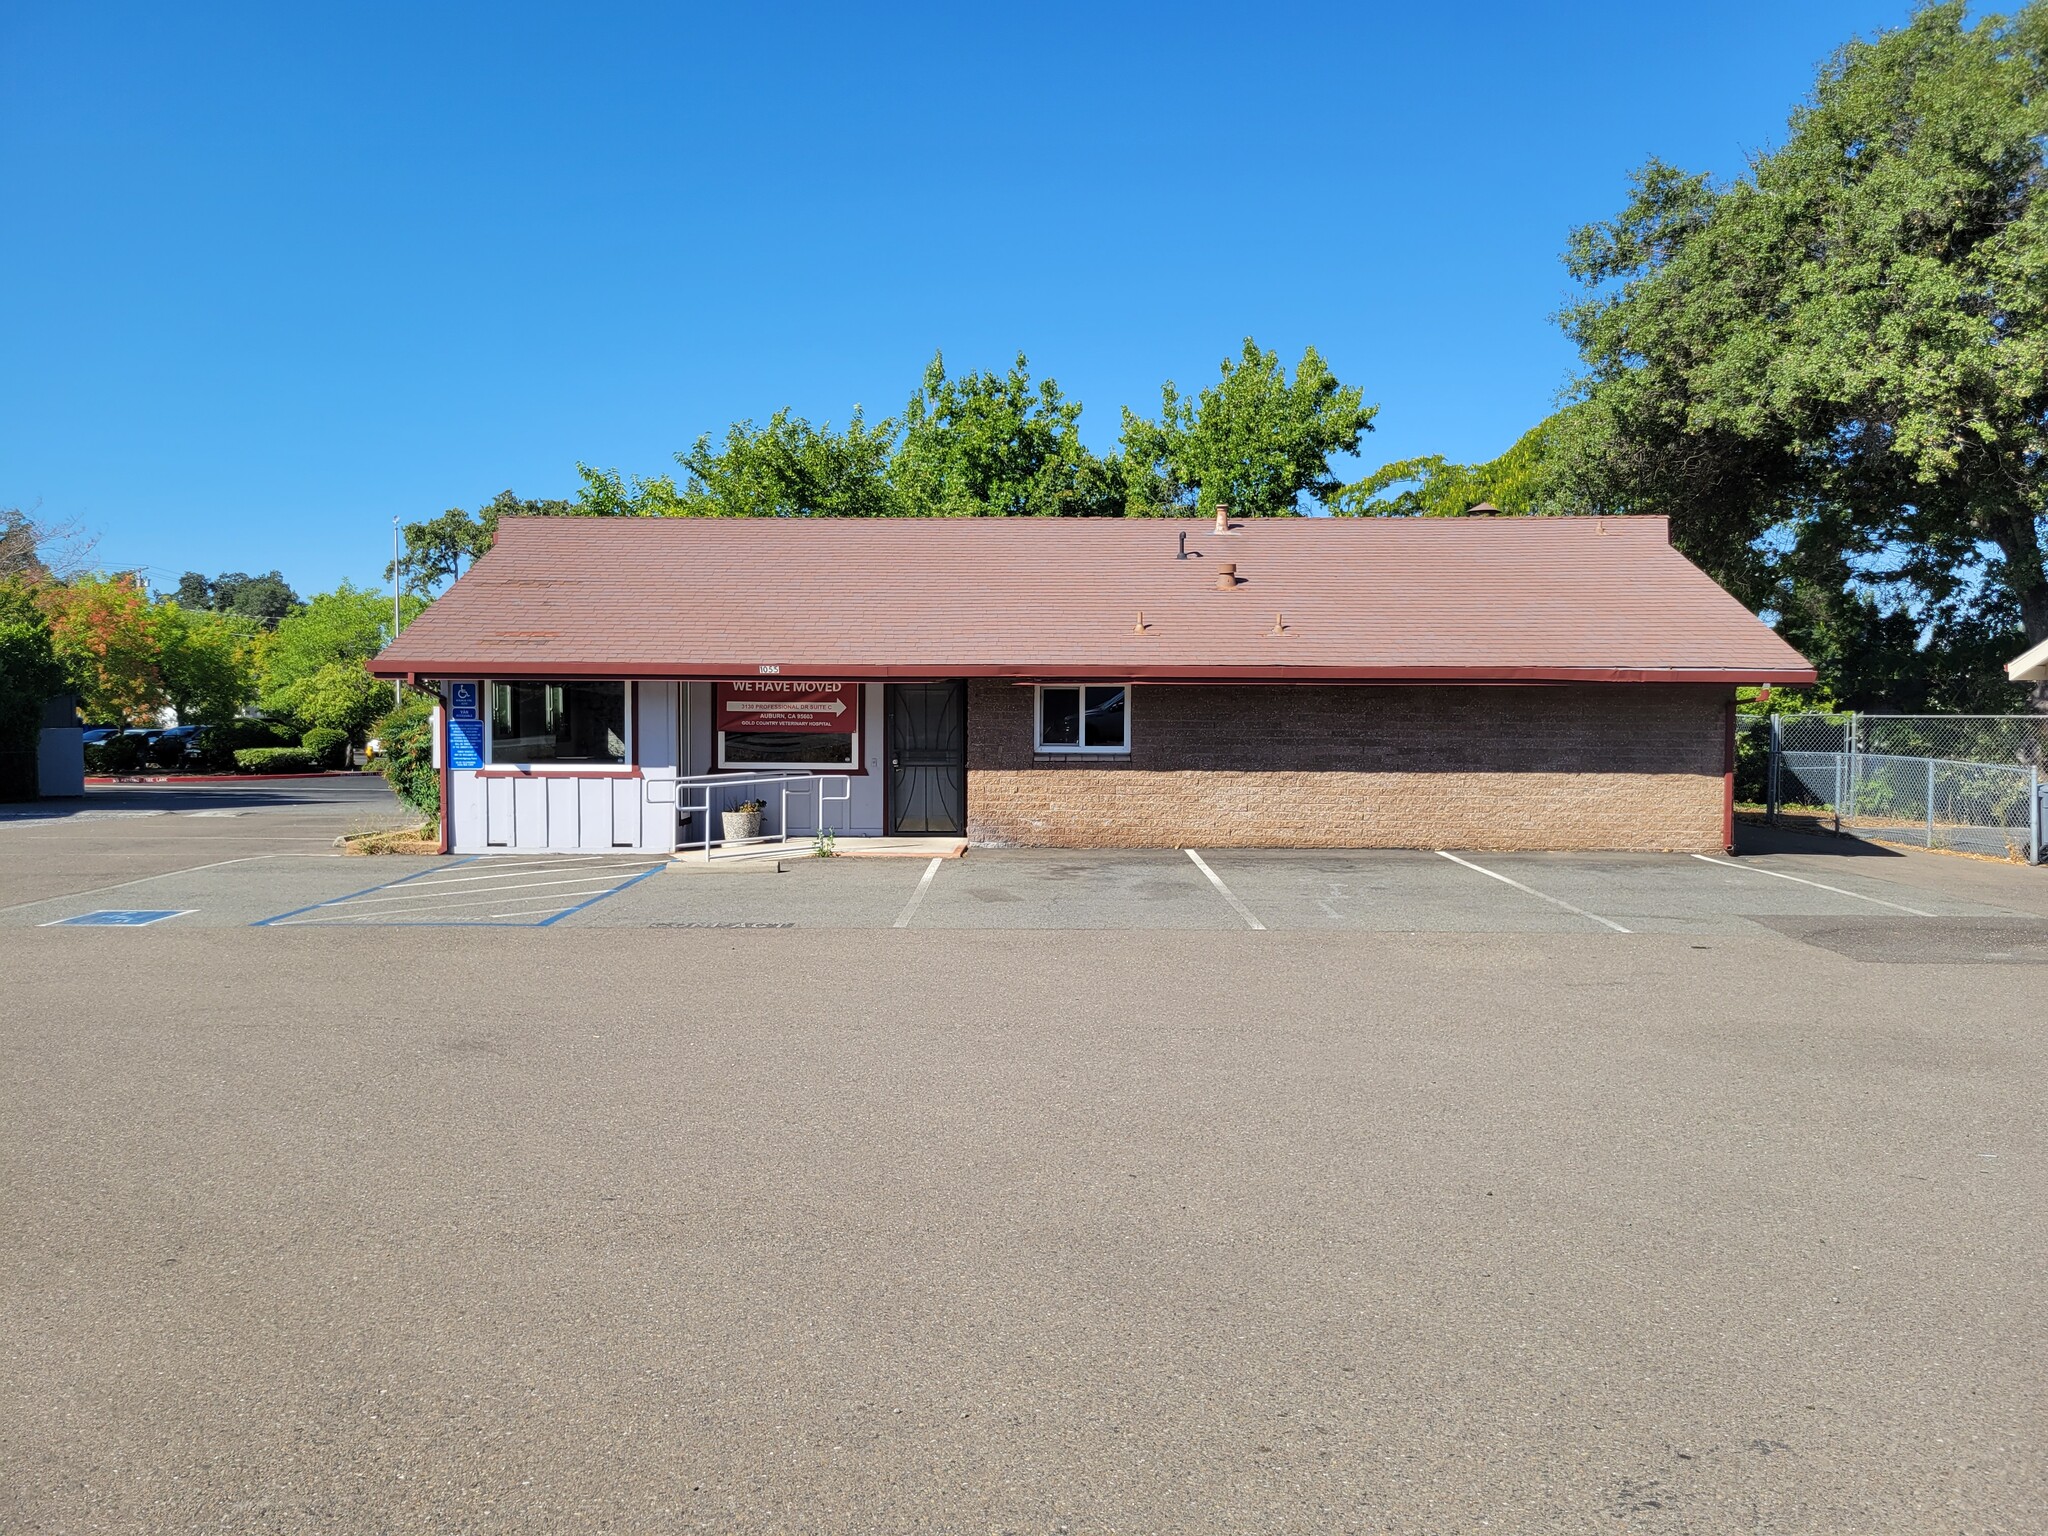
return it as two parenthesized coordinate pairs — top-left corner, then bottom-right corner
(672, 835), (966, 869)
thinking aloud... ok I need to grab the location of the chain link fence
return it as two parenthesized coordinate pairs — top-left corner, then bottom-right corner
(1738, 712), (2046, 862)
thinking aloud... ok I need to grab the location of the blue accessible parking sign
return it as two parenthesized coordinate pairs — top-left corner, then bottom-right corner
(43, 910), (192, 928)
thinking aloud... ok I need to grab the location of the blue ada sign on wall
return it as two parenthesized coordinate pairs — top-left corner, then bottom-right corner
(448, 717), (483, 770)
(449, 681), (479, 720)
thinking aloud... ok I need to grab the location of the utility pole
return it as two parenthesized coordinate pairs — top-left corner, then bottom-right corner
(391, 516), (403, 707)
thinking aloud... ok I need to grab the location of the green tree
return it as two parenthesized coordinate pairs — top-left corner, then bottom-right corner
(1121, 339), (1377, 516)
(389, 491), (573, 595)
(0, 578), (67, 799)
(260, 584), (424, 745)
(1339, 410), (1588, 517)
(674, 407), (903, 517)
(892, 353), (1124, 517)
(156, 605), (260, 724)
(573, 464), (687, 518)
(173, 570), (301, 625)
(1554, 2), (2048, 706)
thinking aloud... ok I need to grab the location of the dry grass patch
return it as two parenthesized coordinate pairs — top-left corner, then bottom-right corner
(339, 824), (441, 856)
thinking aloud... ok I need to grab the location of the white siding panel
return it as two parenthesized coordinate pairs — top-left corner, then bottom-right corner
(545, 776), (581, 850)
(611, 778), (642, 847)
(576, 777), (610, 850)
(511, 777), (548, 849)
(485, 776), (514, 847)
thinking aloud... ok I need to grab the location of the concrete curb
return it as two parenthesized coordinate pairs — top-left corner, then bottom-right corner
(86, 772), (373, 785)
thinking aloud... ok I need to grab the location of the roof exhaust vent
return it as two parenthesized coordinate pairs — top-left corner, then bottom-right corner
(1465, 501), (1503, 516)
(1177, 531), (1188, 560)
(1214, 503), (1231, 534)
(1215, 562), (1238, 591)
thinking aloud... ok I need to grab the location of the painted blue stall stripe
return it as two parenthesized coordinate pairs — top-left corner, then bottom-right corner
(536, 863), (668, 926)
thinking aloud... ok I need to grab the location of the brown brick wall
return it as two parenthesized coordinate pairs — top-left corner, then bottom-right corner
(964, 682), (1729, 851)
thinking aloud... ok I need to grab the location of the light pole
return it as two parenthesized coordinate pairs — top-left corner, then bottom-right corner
(391, 516), (403, 707)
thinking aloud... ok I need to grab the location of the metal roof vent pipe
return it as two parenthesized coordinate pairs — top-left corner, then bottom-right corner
(1215, 562), (1238, 590)
(1214, 502), (1231, 534)
(1465, 501), (1502, 516)
(1177, 531), (1188, 559)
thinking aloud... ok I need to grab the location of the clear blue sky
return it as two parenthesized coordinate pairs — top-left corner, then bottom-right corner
(2, 1), (1914, 595)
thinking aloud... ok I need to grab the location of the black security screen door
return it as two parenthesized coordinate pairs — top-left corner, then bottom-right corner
(886, 682), (966, 835)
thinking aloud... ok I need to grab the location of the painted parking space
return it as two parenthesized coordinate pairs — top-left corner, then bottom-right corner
(559, 856), (933, 929)
(1466, 851), (2017, 935)
(1196, 849), (1596, 933)
(255, 854), (670, 927)
(907, 850), (1243, 929)
(4, 842), (2036, 934)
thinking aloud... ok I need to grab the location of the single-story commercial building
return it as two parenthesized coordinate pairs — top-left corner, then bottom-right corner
(369, 513), (1813, 855)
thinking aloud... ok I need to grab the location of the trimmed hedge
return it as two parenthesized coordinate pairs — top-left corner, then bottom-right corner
(233, 746), (319, 773)
(190, 719), (296, 772)
(84, 733), (147, 774)
(299, 727), (348, 769)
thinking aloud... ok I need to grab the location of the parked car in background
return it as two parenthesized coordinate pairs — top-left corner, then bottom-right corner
(148, 725), (202, 768)
(81, 726), (122, 745)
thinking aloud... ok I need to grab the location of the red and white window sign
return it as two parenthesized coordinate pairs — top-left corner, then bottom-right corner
(716, 681), (856, 733)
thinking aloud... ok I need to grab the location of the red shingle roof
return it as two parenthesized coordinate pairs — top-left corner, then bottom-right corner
(370, 515), (1814, 684)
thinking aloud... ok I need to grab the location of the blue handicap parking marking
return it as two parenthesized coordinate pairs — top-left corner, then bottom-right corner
(253, 854), (667, 927)
(43, 909), (193, 928)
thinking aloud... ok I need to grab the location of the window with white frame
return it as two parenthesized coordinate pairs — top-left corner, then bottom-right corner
(1035, 684), (1130, 753)
(487, 680), (629, 766)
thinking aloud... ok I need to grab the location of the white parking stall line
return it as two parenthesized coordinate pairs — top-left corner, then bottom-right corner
(315, 869), (662, 910)
(0, 855), (279, 915)
(1185, 850), (1266, 930)
(274, 878), (647, 924)
(398, 857), (624, 887)
(892, 858), (944, 929)
(1688, 854), (1936, 916)
(284, 889), (632, 924)
(1436, 851), (1631, 933)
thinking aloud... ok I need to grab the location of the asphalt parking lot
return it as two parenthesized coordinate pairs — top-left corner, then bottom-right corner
(5, 780), (2045, 938)
(4, 782), (2045, 1532)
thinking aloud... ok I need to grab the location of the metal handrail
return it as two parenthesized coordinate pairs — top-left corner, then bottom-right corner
(659, 771), (852, 858)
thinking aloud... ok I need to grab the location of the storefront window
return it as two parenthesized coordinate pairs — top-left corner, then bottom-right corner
(715, 681), (859, 770)
(488, 681), (628, 765)
(720, 730), (856, 767)
(1036, 685), (1129, 753)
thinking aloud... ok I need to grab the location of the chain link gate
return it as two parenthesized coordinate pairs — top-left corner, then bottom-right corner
(1739, 713), (2045, 863)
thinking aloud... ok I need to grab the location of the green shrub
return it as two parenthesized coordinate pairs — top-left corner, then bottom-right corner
(190, 718), (295, 772)
(299, 727), (348, 769)
(372, 691), (440, 820)
(145, 732), (190, 769)
(85, 732), (147, 774)
(233, 746), (318, 773)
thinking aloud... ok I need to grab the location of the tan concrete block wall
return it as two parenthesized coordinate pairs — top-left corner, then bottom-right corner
(965, 682), (1729, 851)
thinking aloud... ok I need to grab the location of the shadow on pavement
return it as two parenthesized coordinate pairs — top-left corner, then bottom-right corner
(1735, 822), (1908, 859)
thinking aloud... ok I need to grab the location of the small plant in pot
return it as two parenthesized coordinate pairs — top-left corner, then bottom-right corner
(722, 798), (767, 843)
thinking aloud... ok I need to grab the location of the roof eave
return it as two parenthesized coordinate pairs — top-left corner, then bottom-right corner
(369, 657), (1817, 686)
